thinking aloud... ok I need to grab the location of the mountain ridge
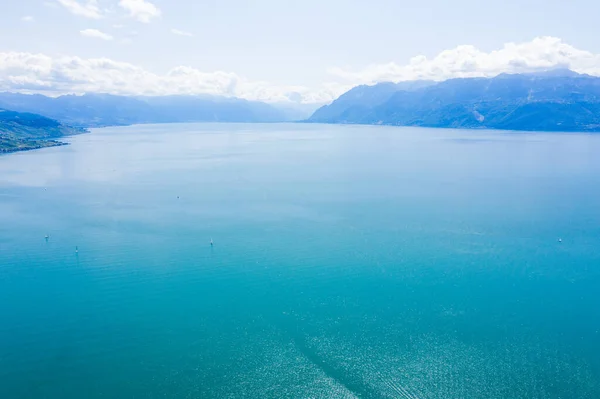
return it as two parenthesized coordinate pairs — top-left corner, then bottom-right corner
(306, 70), (600, 132)
(0, 93), (311, 127)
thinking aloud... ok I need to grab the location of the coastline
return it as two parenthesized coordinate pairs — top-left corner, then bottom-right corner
(0, 139), (69, 155)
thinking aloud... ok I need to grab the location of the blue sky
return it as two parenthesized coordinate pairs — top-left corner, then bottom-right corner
(1, 0), (600, 103)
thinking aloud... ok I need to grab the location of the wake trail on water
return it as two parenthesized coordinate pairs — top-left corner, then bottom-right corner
(266, 311), (386, 398)
(266, 306), (426, 399)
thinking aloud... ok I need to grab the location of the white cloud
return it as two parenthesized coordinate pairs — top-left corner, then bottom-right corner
(80, 29), (113, 40)
(57, 0), (102, 19)
(118, 0), (160, 23)
(0, 52), (336, 103)
(329, 36), (600, 84)
(21, 16), (35, 22)
(171, 29), (193, 37)
(3, 37), (600, 104)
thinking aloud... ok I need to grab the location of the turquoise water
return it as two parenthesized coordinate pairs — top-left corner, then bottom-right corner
(1, 123), (600, 398)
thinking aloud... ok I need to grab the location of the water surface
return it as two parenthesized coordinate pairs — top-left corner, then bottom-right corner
(1, 123), (600, 398)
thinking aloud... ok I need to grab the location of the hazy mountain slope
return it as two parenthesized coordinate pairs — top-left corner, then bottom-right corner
(309, 81), (435, 123)
(0, 109), (84, 153)
(0, 93), (290, 127)
(307, 70), (600, 132)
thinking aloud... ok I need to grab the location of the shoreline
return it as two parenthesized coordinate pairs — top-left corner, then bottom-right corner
(0, 139), (69, 155)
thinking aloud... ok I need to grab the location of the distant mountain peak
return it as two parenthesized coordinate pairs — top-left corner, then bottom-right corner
(528, 68), (582, 77)
(496, 68), (583, 79)
(308, 80), (436, 123)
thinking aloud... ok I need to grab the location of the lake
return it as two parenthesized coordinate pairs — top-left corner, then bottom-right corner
(1, 123), (599, 398)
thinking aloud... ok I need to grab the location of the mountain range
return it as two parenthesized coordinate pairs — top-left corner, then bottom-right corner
(0, 92), (323, 153)
(0, 93), (315, 128)
(307, 69), (600, 132)
(3, 68), (600, 146)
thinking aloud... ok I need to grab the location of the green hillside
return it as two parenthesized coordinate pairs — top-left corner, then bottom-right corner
(0, 109), (85, 154)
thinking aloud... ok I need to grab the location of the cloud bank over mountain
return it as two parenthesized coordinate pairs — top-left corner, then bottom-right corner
(329, 37), (600, 84)
(2, 37), (600, 104)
